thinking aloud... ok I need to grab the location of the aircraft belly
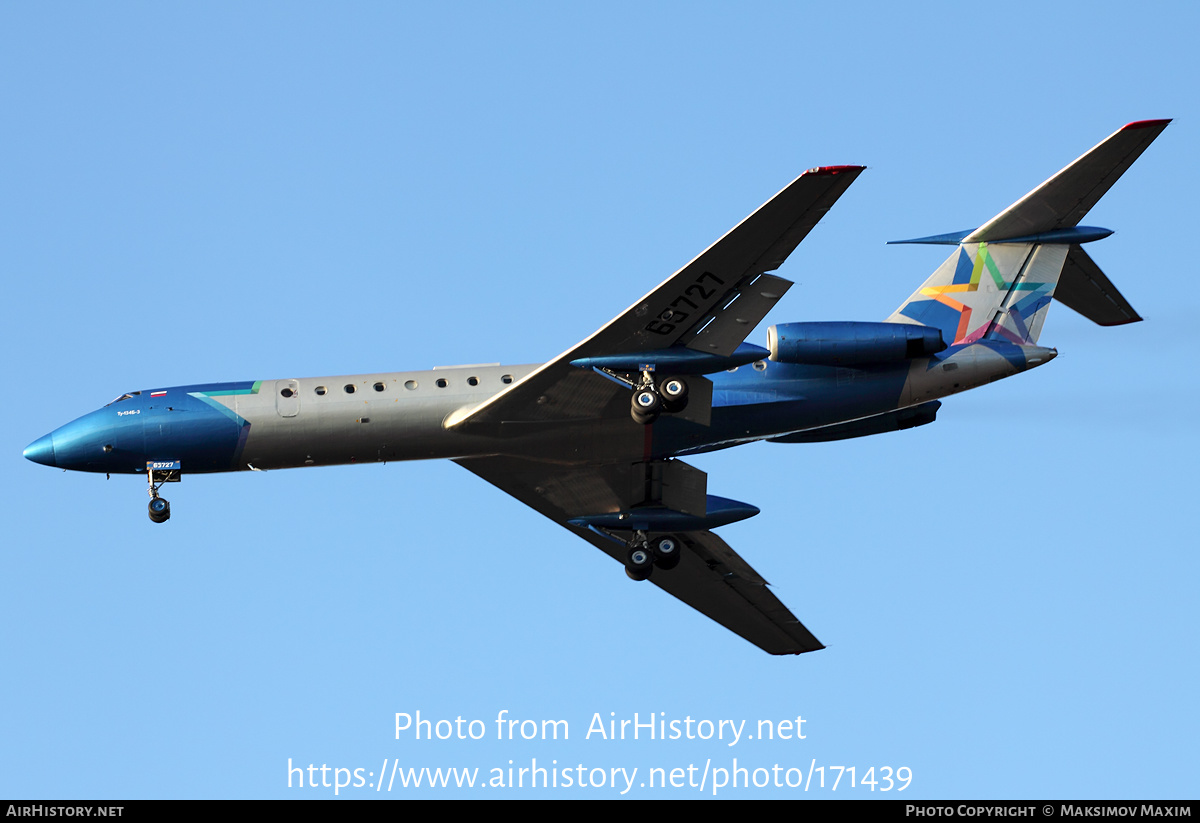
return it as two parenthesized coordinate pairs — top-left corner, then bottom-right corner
(668, 362), (914, 454)
(241, 414), (644, 468)
(500, 419), (648, 464)
(240, 396), (444, 468)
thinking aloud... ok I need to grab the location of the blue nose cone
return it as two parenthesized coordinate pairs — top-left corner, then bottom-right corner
(24, 433), (57, 467)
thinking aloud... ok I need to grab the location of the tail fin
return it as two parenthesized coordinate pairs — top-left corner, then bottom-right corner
(887, 241), (1066, 345)
(887, 120), (1169, 344)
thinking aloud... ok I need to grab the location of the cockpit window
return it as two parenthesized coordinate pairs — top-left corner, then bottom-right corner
(106, 391), (141, 406)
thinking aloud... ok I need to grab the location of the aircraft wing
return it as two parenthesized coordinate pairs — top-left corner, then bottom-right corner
(453, 455), (824, 655)
(445, 165), (864, 430)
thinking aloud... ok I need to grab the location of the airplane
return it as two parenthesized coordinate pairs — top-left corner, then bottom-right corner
(23, 120), (1168, 655)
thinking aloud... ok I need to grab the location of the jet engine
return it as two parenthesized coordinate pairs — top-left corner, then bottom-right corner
(767, 321), (945, 367)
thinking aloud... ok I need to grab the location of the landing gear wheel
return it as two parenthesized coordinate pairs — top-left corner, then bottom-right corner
(651, 536), (681, 570)
(625, 545), (654, 580)
(148, 497), (171, 523)
(632, 388), (662, 414)
(631, 388), (662, 425)
(627, 545), (654, 569)
(658, 377), (689, 413)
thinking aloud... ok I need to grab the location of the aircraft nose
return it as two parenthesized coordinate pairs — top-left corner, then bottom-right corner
(23, 433), (57, 467)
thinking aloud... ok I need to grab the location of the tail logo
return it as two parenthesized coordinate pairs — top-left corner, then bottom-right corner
(903, 243), (1057, 345)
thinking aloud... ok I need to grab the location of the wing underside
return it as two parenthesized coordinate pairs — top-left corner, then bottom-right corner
(454, 455), (824, 655)
(444, 166), (860, 653)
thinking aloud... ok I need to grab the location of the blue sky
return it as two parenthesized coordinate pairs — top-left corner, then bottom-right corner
(2, 2), (1197, 799)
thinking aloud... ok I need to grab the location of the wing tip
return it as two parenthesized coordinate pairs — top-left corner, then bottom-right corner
(1121, 118), (1171, 131)
(805, 164), (866, 176)
(1093, 315), (1144, 327)
(779, 643), (826, 656)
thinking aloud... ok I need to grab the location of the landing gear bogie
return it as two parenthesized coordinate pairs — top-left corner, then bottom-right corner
(628, 374), (690, 425)
(622, 532), (683, 580)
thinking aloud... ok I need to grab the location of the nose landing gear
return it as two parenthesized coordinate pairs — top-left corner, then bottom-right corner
(148, 496), (171, 523)
(146, 461), (180, 523)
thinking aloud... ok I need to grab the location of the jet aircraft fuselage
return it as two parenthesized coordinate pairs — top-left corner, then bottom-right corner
(24, 343), (1051, 476)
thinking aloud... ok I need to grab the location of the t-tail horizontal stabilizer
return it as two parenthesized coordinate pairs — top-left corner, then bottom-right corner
(887, 120), (1168, 341)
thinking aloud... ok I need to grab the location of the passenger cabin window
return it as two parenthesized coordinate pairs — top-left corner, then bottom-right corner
(436, 378), (448, 388)
(467, 376), (478, 386)
(315, 386), (327, 396)
(501, 375), (513, 384)
(344, 384), (357, 394)
(404, 380), (418, 390)
(374, 382), (386, 392)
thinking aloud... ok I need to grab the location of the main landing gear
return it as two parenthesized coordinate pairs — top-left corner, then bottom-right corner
(146, 462), (180, 523)
(623, 531), (682, 580)
(630, 372), (689, 425)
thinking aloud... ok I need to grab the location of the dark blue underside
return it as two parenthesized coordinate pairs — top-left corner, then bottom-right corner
(654, 359), (912, 457)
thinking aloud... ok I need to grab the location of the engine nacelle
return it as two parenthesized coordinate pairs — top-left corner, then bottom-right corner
(767, 321), (945, 366)
(567, 495), (759, 533)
